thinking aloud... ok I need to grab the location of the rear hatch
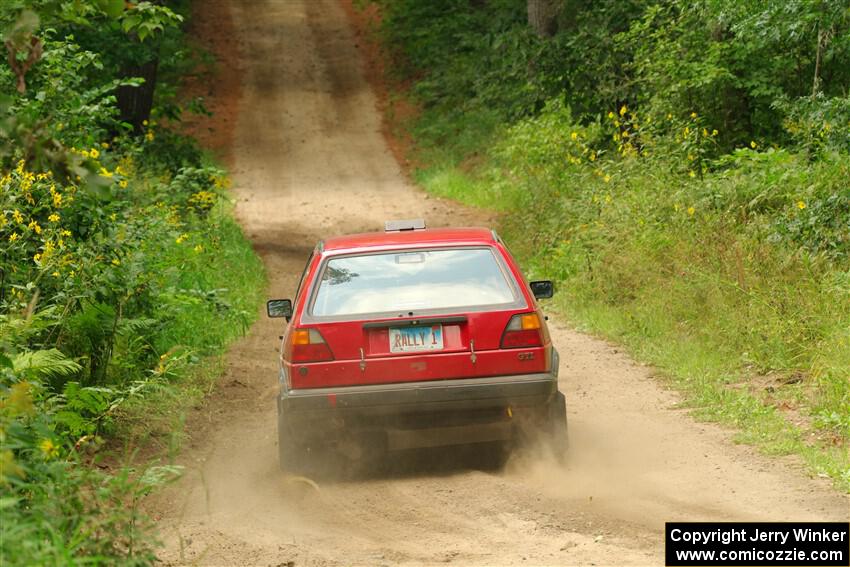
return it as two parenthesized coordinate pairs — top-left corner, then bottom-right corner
(286, 246), (550, 389)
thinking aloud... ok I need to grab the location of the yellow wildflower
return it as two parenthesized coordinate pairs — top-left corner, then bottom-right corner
(61, 229), (71, 237)
(145, 131), (155, 142)
(193, 244), (204, 253)
(603, 174), (611, 183)
(13, 209), (23, 223)
(119, 180), (128, 189)
(607, 111), (615, 119)
(750, 141), (757, 149)
(53, 192), (63, 208)
(619, 105), (627, 116)
(687, 206), (695, 216)
(176, 234), (188, 244)
(112, 258), (121, 266)
(689, 170), (696, 178)
(90, 148), (100, 159)
(690, 112), (697, 119)
(28, 220), (41, 234)
(797, 201), (806, 210)
(570, 132), (578, 140)
(8, 232), (19, 242)
(712, 129), (718, 136)
(101, 142), (109, 149)
(99, 167), (113, 178)
(48, 213), (60, 223)
(39, 438), (59, 458)
(52, 271), (60, 277)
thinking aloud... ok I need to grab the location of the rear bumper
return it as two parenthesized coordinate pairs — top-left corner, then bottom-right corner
(279, 371), (559, 449)
(279, 348), (559, 416)
(278, 350), (561, 450)
(280, 370), (559, 416)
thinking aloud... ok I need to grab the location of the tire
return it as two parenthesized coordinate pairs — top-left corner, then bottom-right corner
(543, 391), (569, 461)
(277, 407), (308, 474)
(477, 440), (511, 471)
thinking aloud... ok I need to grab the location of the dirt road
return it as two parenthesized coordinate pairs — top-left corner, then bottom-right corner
(154, 1), (848, 565)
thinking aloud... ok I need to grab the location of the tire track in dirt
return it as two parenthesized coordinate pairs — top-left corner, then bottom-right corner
(152, 1), (848, 565)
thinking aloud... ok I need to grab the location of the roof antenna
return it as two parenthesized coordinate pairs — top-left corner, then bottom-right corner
(385, 219), (426, 232)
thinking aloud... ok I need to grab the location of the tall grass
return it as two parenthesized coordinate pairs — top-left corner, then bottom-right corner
(413, 104), (850, 491)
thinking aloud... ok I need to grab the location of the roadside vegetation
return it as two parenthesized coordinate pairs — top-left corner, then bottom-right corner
(1, 1), (263, 563)
(371, 0), (850, 490)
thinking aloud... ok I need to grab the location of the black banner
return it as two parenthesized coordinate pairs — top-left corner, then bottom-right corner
(666, 522), (849, 566)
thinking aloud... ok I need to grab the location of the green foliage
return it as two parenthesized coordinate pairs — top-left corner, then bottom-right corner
(119, 2), (183, 42)
(0, 2), (264, 564)
(377, 0), (850, 153)
(373, 0), (850, 489)
(12, 348), (82, 381)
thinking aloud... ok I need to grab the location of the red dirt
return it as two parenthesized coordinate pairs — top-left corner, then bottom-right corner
(178, 0), (242, 166)
(339, 0), (421, 177)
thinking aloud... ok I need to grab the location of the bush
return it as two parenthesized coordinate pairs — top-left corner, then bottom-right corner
(371, 0), (850, 485)
(1, 2), (264, 563)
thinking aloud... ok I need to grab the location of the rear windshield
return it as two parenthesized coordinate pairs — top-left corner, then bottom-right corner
(310, 247), (520, 317)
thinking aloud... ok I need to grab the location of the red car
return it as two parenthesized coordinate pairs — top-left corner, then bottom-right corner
(267, 220), (566, 471)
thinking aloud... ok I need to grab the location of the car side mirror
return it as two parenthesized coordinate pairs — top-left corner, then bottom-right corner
(530, 280), (554, 299)
(267, 299), (292, 320)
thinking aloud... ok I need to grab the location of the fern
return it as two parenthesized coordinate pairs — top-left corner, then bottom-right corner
(12, 349), (82, 381)
(116, 317), (158, 336)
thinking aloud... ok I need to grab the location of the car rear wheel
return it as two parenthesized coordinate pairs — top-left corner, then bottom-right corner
(543, 390), (569, 461)
(278, 409), (311, 474)
(509, 391), (568, 461)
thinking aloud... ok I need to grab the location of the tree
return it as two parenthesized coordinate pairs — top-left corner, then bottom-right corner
(114, 3), (183, 133)
(527, 0), (562, 37)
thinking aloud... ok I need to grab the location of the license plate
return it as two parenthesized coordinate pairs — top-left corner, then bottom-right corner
(389, 324), (444, 353)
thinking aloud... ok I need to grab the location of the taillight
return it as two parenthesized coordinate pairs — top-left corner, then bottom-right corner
(501, 313), (544, 348)
(285, 328), (334, 362)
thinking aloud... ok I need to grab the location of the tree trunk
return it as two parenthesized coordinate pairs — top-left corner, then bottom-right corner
(528, 0), (560, 38)
(116, 58), (159, 133)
